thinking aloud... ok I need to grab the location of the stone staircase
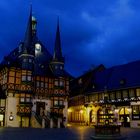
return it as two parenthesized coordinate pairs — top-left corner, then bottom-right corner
(31, 111), (50, 128)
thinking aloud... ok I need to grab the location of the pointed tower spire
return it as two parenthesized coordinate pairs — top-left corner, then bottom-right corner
(23, 5), (32, 50)
(53, 18), (64, 62)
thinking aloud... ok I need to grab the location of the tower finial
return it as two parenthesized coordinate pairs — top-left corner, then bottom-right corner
(23, 6), (32, 50)
(52, 18), (64, 62)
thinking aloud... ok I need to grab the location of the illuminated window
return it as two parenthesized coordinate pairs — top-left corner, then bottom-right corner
(41, 82), (44, 88)
(132, 105), (140, 120)
(20, 98), (25, 102)
(110, 92), (115, 100)
(59, 100), (63, 105)
(26, 98), (31, 102)
(129, 89), (135, 97)
(132, 106), (139, 115)
(54, 80), (58, 86)
(99, 93), (104, 100)
(45, 83), (48, 88)
(60, 81), (64, 87)
(27, 76), (32, 81)
(136, 89), (140, 97)
(22, 75), (26, 81)
(116, 91), (121, 99)
(35, 43), (41, 54)
(36, 81), (39, 87)
(1, 100), (5, 107)
(122, 90), (128, 98)
(54, 100), (58, 106)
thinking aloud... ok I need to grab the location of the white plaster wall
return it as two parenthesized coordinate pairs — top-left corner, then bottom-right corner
(5, 96), (19, 127)
(63, 99), (68, 127)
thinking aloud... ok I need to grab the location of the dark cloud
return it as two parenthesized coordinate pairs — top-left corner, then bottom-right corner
(0, 0), (140, 77)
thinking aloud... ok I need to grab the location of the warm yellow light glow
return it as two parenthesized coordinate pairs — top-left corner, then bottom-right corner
(87, 107), (91, 114)
(80, 110), (83, 114)
(0, 115), (3, 121)
(68, 108), (72, 113)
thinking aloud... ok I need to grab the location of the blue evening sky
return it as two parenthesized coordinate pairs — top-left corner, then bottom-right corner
(0, 0), (140, 77)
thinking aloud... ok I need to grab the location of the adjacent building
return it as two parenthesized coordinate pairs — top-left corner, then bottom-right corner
(0, 9), (71, 128)
(68, 61), (140, 128)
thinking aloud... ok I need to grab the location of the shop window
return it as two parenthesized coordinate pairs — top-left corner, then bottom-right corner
(132, 105), (140, 120)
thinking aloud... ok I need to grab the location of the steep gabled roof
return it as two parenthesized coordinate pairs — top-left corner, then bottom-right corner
(52, 19), (64, 62)
(23, 6), (32, 54)
(0, 11), (72, 79)
(70, 64), (105, 97)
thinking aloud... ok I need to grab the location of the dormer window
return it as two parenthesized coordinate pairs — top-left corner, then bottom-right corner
(120, 79), (125, 85)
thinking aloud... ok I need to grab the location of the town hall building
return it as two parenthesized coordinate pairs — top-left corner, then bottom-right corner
(0, 8), (71, 128)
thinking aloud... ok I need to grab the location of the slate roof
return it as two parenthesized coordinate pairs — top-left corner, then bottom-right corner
(70, 65), (105, 97)
(0, 10), (71, 79)
(70, 60), (140, 97)
(86, 60), (140, 94)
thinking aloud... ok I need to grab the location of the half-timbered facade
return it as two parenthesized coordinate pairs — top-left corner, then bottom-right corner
(69, 61), (140, 128)
(0, 9), (71, 128)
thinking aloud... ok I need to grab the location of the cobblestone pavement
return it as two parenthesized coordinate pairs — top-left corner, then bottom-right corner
(0, 126), (139, 140)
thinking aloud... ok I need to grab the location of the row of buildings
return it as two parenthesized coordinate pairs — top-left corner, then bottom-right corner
(68, 61), (140, 128)
(0, 8), (140, 128)
(0, 9), (72, 128)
